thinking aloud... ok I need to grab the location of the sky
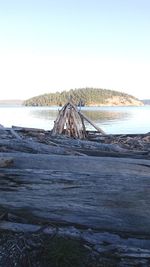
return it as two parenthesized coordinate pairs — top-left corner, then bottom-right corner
(0, 0), (150, 100)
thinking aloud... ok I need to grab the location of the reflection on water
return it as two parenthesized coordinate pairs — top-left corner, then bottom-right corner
(30, 107), (130, 123)
(29, 107), (131, 132)
(82, 110), (130, 132)
(30, 109), (58, 120)
(82, 110), (130, 123)
(0, 106), (150, 134)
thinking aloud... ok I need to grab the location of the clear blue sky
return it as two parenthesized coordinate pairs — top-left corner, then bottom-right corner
(0, 0), (150, 99)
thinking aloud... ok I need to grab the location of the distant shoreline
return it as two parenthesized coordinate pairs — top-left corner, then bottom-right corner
(0, 100), (23, 107)
(0, 99), (149, 107)
(0, 103), (149, 107)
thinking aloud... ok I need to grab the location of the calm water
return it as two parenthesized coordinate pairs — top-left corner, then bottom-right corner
(0, 106), (150, 134)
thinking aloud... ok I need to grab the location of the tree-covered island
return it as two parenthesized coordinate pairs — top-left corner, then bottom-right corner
(24, 88), (143, 106)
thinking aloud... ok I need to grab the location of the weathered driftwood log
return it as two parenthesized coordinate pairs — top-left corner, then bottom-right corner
(76, 148), (150, 159)
(50, 137), (127, 152)
(79, 112), (106, 134)
(48, 137), (150, 158)
(0, 137), (149, 159)
(0, 137), (137, 156)
(0, 139), (84, 156)
(9, 128), (22, 140)
(0, 221), (150, 266)
(69, 102), (106, 134)
(12, 125), (45, 132)
(0, 152), (150, 235)
(1, 220), (150, 260)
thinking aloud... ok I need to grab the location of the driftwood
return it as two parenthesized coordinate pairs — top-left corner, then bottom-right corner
(12, 125), (45, 132)
(0, 152), (150, 235)
(52, 102), (85, 138)
(9, 128), (22, 140)
(0, 221), (150, 267)
(1, 137), (149, 160)
(79, 112), (106, 134)
(0, 126), (150, 265)
(50, 137), (127, 152)
(0, 139), (83, 156)
(46, 136), (150, 159)
(51, 102), (106, 138)
(0, 124), (4, 129)
(0, 131), (149, 159)
(0, 220), (150, 260)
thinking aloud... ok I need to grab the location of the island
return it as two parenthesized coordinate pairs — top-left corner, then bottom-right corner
(24, 88), (143, 107)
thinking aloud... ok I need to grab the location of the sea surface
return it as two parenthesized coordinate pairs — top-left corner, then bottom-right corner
(0, 105), (149, 134)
